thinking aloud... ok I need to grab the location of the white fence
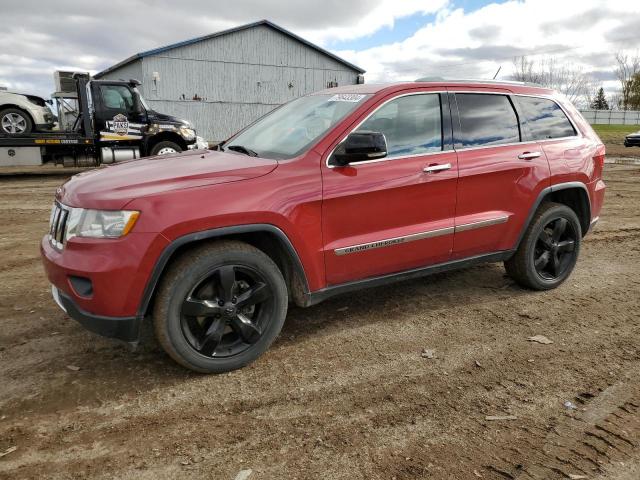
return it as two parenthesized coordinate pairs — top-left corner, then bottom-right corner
(579, 109), (640, 125)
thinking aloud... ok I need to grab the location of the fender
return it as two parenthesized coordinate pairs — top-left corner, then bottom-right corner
(136, 224), (309, 317)
(514, 181), (591, 250)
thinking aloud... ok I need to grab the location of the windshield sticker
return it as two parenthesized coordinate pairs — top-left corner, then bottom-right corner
(328, 94), (366, 103)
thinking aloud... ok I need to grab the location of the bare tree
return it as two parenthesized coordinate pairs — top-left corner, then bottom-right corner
(511, 56), (593, 106)
(512, 56), (544, 84)
(615, 51), (640, 110)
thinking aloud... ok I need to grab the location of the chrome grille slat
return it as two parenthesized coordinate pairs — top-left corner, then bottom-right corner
(50, 206), (60, 237)
(48, 202), (68, 249)
(56, 209), (68, 243)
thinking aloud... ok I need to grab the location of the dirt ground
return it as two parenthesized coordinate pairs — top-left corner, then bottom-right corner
(1, 164), (639, 480)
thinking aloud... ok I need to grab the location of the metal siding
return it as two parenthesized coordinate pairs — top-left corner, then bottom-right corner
(137, 24), (359, 141)
(146, 99), (277, 141)
(96, 60), (144, 94)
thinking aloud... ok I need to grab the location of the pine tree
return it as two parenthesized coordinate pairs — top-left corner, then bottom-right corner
(590, 87), (609, 110)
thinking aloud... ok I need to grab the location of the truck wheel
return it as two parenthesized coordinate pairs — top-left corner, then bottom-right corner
(0, 108), (32, 135)
(150, 141), (182, 156)
(153, 240), (288, 373)
(505, 202), (581, 290)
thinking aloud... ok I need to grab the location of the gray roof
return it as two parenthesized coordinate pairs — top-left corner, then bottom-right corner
(95, 19), (365, 78)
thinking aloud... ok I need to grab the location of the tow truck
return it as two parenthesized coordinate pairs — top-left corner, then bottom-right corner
(0, 72), (207, 167)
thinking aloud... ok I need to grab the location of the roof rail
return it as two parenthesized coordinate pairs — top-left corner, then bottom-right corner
(414, 77), (542, 87)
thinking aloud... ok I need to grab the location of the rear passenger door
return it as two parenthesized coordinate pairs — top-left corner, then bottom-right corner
(514, 95), (583, 186)
(450, 91), (551, 259)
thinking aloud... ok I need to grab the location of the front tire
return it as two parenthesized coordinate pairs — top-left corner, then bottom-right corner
(0, 108), (33, 135)
(505, 202), (582, 290)
(149, 141), (182, 156)
(153, 241), (288, 373)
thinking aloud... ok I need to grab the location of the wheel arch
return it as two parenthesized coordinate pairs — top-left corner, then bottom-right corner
(144, 131), (188, 155)
(0, 104), (35, 127)
(137, 225), (310, 318)
(515, 182), (591, 250)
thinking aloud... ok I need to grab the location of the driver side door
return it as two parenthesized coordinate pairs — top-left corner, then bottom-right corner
(93, 84), (146, 141)
(321, 91), (458, 285)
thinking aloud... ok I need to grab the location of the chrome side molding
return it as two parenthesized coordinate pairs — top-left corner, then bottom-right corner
(334, 215), (509, 256)
(334, 226), (455, 256)
(454, 215), (509, 232)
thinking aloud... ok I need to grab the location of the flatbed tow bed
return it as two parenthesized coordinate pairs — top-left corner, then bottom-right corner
(0, 132), (93, 147)
(0, 72), (203, 168)
(0, 131), (97, 167)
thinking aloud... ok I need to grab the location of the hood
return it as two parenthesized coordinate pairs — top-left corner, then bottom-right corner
(147, 110), (189, 126)
(57, 149), (278, 210)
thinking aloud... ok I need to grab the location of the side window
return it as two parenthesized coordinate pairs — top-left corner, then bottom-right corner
(517, 96), (576, 140)
(100, 85), (134, 112)
(356, 94), (442, 157)
(456, 94), (520, 148)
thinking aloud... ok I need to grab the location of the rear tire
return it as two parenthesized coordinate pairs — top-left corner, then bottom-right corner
(0, 108), (33, 135)
(153, 241), (288, 373)
(505, 202), (582, 290)
(149, 141), (182, 156)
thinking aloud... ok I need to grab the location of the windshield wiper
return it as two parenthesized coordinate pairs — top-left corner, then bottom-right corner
(226, 144), (258, 157)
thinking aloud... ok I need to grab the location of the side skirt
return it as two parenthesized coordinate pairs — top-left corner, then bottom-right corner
(303, 250), (514, 307)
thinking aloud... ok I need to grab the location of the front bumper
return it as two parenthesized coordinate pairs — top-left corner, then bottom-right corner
(51, 285), (141, 341)
(35, 123), (54, 131)
(188, 136), (209, 150)
(41, 232), (170, 340)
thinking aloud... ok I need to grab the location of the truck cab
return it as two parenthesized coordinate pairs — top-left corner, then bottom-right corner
(90, 79), (203, 157)
(0, 72), (207, 168)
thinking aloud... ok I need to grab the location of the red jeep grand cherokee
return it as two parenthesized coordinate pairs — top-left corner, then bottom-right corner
(41, 80), (606, 373)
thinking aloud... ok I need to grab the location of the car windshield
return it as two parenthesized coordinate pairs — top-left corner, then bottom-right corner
(225, 93), (370, 159)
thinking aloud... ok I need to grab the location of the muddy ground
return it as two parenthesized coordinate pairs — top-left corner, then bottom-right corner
(1, 164), (639, 480)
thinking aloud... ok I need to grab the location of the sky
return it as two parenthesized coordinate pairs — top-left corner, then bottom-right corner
(1, 0), (639, 101)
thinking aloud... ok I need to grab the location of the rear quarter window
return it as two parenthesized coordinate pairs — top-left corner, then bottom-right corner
(516, 96), (576, 140)
(455, 94), (520, 148)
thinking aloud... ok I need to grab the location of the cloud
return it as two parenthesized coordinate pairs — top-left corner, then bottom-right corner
(0, 0), (446, 96)
(335, 0), (640, 94)
(1, 0), (639, 100)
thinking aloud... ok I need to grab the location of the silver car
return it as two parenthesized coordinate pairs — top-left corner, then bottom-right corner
(0, 90), (55, 135)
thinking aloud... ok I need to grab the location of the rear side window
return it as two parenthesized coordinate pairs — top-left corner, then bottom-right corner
(357, 93), (442, 157)
(456, 94), (520, 147)
(517, 96), (576, 140)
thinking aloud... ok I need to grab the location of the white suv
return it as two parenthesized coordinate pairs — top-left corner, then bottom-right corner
(0, 90), (55, 135)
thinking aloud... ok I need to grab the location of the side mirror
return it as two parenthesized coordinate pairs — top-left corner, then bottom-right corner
(331, 131), (387, 166)
(132, 93), (145, 115)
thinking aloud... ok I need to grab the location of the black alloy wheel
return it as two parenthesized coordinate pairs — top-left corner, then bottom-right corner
(153, 241), (288, 373)
(532, 217), (578, 281)
(504, 202), (582, 290)
(180, 264), (273, 358)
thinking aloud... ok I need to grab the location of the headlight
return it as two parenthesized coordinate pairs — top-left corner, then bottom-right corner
(179, 126), (196, 141)
(65, 208), (140, 239)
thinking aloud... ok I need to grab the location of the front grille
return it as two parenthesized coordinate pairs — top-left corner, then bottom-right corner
(49, 202), (69, 249)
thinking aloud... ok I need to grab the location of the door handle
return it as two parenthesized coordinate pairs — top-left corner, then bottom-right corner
(518, 151), (542, 160)
(423, 163), (452, 173)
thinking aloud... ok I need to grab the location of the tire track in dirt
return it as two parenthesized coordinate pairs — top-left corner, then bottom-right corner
(483, 378), (640, 479)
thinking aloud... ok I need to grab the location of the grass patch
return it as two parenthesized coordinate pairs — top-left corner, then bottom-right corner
(592, 124), (639, 136)
(591, 124), (640, 157)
